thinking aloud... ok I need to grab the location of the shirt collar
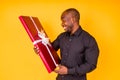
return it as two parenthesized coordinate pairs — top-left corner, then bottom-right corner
(71, 26), (83, 37)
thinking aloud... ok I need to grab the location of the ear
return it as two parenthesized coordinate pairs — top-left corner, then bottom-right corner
(71, 17), (75, 24)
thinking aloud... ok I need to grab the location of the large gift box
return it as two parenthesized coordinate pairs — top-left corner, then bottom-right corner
(19, 16), (60, 73)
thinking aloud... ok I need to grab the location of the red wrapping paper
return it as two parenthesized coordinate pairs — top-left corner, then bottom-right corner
(19, 16), (60, 73)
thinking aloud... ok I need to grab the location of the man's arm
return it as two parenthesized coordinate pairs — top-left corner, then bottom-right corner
(68, 37), (99, 75)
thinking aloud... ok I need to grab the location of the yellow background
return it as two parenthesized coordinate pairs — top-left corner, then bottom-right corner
(0, 0), (120, 80)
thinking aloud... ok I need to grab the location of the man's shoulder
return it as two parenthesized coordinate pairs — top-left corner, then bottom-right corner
(82, 30), (93, 37)
(81, 29), (96, 42)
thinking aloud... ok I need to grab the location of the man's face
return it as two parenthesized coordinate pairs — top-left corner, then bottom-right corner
(61, 14), (74, 33)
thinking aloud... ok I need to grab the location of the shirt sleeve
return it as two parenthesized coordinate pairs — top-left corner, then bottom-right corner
(68, 36), (99, 75)
(51, 33), (63, 51)
(51, 38), (60, 51)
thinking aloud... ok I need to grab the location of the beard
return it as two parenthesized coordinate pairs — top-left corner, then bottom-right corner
(64, 24), (73, 33)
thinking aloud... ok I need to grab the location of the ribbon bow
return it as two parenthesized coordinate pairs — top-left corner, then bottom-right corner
(33, 31), (51, 47)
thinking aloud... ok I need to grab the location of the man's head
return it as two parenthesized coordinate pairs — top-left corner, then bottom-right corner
(61, 8), (80, 33)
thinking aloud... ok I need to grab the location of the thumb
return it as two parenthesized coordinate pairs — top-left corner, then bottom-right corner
(58, 64), (63, 68)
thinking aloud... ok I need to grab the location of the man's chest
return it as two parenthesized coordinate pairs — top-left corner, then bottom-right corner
(60, 36), (85, 53)
(59, 36), (86, 67)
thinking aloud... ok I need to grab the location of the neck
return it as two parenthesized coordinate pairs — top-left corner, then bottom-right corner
(70, 24), (79, 35)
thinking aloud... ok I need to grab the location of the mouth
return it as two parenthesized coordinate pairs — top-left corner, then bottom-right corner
(63, 26), (67, 30)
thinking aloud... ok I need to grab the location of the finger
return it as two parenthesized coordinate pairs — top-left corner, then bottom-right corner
(36, 47), (39, 50)
(34, 46), (37, 48)
(54, 69), (59, 73)
(33, 47), (39, 54)
(37, 50), (40, 53)
(59, 65), (63, 68)
(58, 64), (61, 67)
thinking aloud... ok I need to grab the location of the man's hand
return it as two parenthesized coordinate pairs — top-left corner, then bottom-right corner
(33, 46), (39, 55)
(54, 65), (68, 75)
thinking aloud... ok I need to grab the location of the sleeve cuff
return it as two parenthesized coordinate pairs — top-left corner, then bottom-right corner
(68, 68), (76, 74)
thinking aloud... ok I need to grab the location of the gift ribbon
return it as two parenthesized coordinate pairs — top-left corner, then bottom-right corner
(30, 16), (58, 67)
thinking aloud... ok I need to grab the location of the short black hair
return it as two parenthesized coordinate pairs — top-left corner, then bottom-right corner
(61, 8), (80, 22)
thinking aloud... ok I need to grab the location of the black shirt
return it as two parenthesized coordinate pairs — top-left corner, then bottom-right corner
(52, 26), (99, 80)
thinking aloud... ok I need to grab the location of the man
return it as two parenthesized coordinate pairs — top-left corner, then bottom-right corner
(35, 8), (99, 80)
